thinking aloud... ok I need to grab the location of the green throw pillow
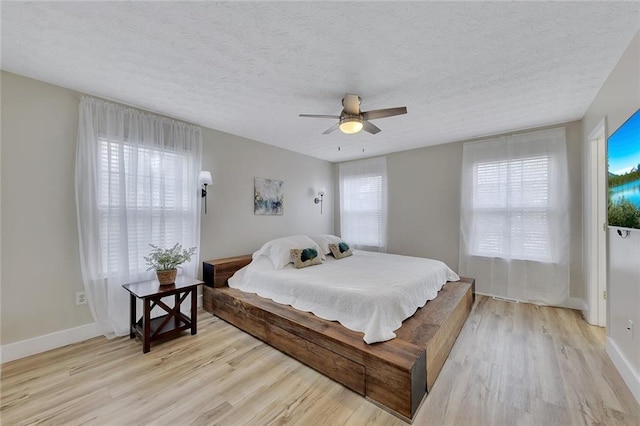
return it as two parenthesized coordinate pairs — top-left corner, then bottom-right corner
(329, 242), (353, 259)
(291, 248), (322, 269)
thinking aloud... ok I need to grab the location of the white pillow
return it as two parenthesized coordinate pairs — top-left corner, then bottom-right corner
(253, 235), (325, 269)
(309, 234), (344, 255)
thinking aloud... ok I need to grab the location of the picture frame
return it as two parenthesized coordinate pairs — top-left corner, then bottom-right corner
(254, 177), (284, 215)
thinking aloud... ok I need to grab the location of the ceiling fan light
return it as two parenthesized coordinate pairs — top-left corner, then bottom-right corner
(339, 117), (363, 134)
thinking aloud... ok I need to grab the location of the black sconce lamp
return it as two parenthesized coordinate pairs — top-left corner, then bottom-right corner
(200, 171), (213, 214)
(314, 188), (326, 214)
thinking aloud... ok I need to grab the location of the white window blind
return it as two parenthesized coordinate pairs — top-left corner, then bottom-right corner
(471, 155), (552, 262)
(339, 157), (388, 252)
(98, 138), (193, 276)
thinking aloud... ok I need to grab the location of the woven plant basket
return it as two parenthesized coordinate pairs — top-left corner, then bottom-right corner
(156, 269), (177, 285)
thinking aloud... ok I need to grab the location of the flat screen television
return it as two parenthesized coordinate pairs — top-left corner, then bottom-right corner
(607, 108), (640, 230)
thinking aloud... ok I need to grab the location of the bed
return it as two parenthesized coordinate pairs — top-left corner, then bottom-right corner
(202, 236), (474, 423)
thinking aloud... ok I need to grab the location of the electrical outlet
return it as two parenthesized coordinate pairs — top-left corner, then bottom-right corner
(75, 291), (87, 305)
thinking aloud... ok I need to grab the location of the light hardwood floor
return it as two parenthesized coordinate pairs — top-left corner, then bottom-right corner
(1, 296), (639, 425)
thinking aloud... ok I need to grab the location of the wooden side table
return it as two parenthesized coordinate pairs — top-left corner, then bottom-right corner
(123, 276), (203, 353)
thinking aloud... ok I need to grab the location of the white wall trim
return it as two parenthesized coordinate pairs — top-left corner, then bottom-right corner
(1, 322), (101, 364)
(474, 291), (587, 311)
(606, 336), (640, 403)
(1, 293), (204, 364)
(584, 117), (608, 327)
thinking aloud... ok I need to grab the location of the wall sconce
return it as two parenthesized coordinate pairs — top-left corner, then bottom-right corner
(616, 229), (631, 239)
(199, 171), (213, 214)
(314, 188), (326, 214)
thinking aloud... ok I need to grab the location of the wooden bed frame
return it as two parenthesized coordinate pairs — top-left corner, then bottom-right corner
(202, 255), (475, 423)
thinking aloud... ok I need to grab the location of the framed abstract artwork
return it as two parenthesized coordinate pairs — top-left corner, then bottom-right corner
(254, 177), (284, 215)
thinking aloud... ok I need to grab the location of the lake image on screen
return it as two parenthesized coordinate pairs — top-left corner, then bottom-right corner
(608, 109), (640, 230)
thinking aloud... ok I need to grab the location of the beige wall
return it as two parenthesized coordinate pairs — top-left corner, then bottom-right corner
(0, 71), (4, 354)
(387, 141), (462, 270)
(364, 121), (584, 301)
(199, 127), (334, 268)
(1, 72), (93, 344)
(565, 121), (586, 302)
(583, 32), (640, 379)
(583, 33), (640, 140)
(0, 71), (334, 345)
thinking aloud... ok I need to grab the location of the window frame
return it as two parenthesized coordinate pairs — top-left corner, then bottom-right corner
(339, 157), (388, 252)
(97, 136), (195, 278)
(463, 132), (566, 264)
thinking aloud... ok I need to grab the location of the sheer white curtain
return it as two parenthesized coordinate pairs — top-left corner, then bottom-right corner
(459, 128), (572, 307)
(75, 96), (202, 337)
(339, 156), (388, 252)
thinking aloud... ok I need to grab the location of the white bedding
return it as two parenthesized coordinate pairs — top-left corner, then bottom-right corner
(228, 250), (460, 344)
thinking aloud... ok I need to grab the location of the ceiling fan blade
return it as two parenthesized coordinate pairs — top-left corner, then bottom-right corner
(299, 114), (341, 119)
(342, 93), (361, 115)
(322, 122), (340, 134)
(362, 120), (382, 134)
(362, 106), (407, 121)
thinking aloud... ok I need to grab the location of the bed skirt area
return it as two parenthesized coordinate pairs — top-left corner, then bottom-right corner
(202, 256), (474, 423)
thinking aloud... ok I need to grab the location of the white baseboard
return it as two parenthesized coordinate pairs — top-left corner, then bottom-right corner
(1, 322), (101, 364)
(474, 291), (588, 311)
(1, 293), (204, 364)
(606, 337), (640, 403)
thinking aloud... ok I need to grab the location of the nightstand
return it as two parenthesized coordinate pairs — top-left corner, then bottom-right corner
(202, 255), (252, 288)
(123, 276), (203, 353)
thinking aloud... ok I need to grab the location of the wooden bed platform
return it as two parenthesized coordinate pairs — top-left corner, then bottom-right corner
(202, 255), (475, 423)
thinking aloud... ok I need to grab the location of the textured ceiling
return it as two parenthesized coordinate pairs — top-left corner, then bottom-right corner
(2, 2), (639, 162)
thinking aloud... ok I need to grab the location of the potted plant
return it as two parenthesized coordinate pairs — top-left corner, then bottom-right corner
(144, 243), (197, 285)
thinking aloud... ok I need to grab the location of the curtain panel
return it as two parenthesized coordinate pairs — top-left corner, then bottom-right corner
(339, 156), (388, 252)
(459, 127), (573, 307)
(75, 96), (202, 337)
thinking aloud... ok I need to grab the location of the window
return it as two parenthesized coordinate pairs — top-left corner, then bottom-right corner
(471, 155), (552, 261)
(339, 157), (388, 251)
(76, 96), (202, 337)
(459, 127), (571, 307)
(461, 128), (568, 264)
(98, 138), (194, 276)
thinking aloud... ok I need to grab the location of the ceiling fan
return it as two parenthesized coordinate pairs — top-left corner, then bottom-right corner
(299, 93), (407, 135)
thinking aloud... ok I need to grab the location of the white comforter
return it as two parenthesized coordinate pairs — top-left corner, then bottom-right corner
(228, 250), (460, 344)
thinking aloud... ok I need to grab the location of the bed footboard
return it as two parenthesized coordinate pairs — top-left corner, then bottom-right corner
(202, 257), (474, 423)
(204, 284), (427, 422)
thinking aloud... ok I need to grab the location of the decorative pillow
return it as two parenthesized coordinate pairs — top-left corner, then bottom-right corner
(291, 248), (322, 269)
(253, 235), (325, 269)
(309, 234), (343, 255)
(329, 242), (353, 259)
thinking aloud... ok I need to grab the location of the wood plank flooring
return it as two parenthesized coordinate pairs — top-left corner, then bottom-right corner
(1, 296), (639, 425)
